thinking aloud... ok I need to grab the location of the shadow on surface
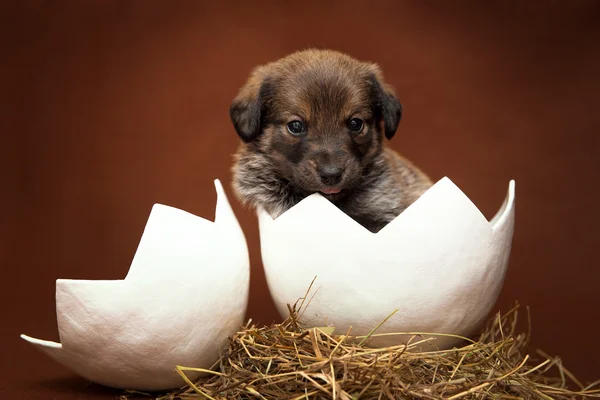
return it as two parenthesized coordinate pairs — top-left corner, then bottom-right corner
(29, 375), (151, 399)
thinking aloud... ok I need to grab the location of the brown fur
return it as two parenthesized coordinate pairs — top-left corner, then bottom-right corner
(229, 49), (432, 233)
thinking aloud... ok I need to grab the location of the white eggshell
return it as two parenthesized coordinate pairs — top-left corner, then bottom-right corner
(21, 179), (250, 391)
(258, 177), (515, 349)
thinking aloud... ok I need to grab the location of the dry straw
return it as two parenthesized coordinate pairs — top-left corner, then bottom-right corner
(124, 281), (600, 400)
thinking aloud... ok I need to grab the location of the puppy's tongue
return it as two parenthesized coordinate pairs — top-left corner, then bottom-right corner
(321, 188), (341, 195)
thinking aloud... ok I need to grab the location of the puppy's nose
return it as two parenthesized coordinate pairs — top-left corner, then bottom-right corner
(318, 165), (343, 186)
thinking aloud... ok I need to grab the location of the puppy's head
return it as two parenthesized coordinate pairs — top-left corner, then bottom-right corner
(230, 49), (402, 198)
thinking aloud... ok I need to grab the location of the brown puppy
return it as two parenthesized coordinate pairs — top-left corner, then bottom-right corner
(229, 49), (432, 233)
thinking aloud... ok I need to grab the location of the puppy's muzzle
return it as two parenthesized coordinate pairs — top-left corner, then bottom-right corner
(318, 164), (344, 186)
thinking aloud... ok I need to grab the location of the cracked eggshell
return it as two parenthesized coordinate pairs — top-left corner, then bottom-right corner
(21, 179), (250, 391)
(258, 177), (515, 350)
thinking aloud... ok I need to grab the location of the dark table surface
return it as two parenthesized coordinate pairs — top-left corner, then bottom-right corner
(2, 1), (599, 398)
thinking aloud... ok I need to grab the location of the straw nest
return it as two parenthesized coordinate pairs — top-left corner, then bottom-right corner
(124, 285), (599, 400)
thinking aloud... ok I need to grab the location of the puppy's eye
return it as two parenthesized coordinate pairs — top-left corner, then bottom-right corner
(286, 120), (305, 136)
(348, 118), (364, 133)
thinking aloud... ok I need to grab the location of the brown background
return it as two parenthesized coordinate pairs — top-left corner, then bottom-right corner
(2, 1), (599, 398)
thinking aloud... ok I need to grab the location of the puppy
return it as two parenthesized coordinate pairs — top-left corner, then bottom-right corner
(229, 49), (432, 233)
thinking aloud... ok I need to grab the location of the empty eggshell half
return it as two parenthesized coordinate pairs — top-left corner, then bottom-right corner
(21, 179), (250, 391)
(258, 177), (515, 350)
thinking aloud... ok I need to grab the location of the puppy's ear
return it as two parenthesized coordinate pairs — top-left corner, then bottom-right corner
(369, 74), (402, 140)
(230, 71), (271, 143)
